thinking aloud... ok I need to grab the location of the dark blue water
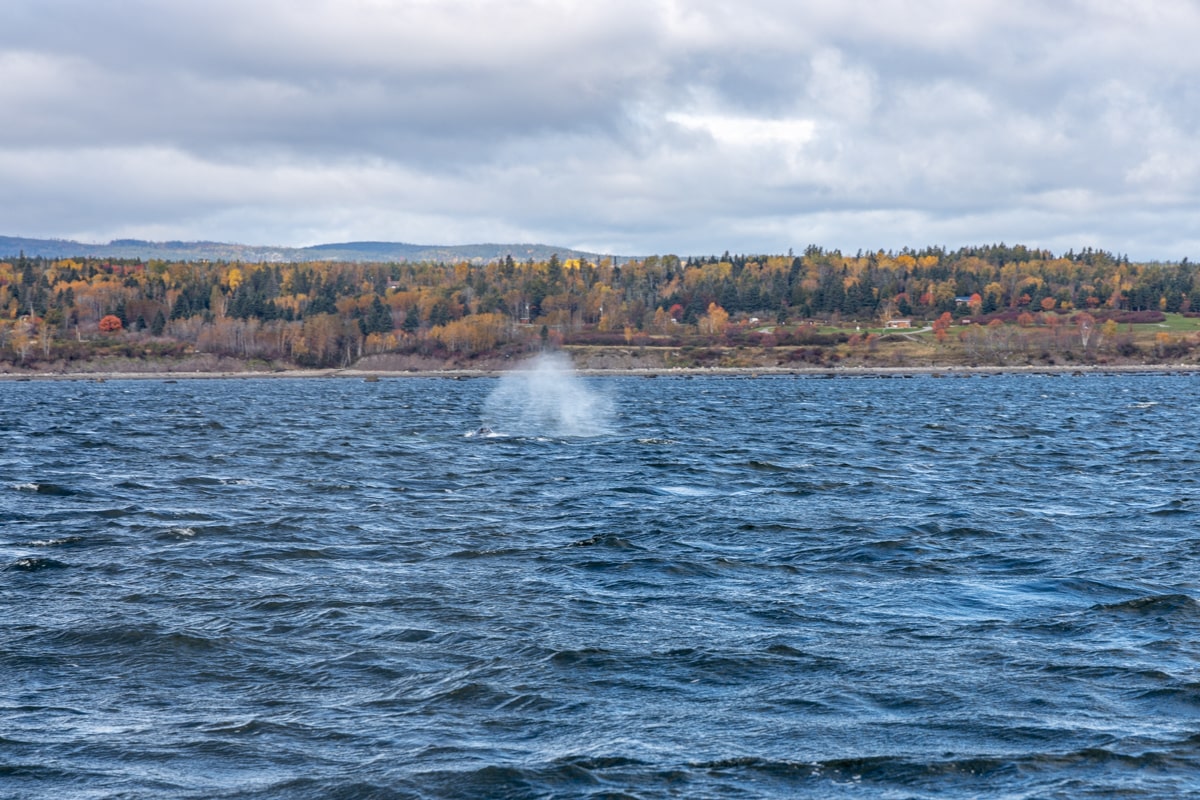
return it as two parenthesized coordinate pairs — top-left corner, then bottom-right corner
(3, 368), (1200, 798)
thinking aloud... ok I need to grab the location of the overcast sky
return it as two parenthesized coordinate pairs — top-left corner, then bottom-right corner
(2, 0), (1199, 259)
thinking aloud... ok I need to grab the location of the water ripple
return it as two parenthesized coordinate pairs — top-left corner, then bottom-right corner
(3, 372), (1199, 798)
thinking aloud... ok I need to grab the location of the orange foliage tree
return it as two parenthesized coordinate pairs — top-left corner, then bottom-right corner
(932, 311), (953, 343)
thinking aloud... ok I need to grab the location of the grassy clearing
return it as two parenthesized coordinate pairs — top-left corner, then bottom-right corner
(1149, 313), (1200, 333)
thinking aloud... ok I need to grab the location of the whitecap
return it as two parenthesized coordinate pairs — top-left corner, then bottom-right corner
(29, 537), (81, 547)
(658, 486), (717, 497)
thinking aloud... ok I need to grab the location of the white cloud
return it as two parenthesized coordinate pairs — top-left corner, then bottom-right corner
(666, 112), (816, 148)
(1, 0), (1200, 258)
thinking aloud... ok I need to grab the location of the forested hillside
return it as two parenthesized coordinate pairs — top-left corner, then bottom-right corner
(1, 245), (1197, 369)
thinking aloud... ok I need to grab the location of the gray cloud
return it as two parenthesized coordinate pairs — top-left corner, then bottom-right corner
(2, 0), (1199, 258)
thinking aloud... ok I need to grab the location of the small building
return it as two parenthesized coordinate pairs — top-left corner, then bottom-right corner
(885, 319), (912, 329)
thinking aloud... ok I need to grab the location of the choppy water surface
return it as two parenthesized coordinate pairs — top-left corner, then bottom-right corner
(3, 366), (1200, 799)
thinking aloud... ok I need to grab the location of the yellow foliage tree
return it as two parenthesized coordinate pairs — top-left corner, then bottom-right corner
(1154, 331), (1171, 356)
(699, 303), (729, 336)
(430, 313), (509, 353)
(1100, 319), (1120, 349)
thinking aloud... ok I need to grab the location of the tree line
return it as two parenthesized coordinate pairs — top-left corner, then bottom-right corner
(0, 244), (1196, 367)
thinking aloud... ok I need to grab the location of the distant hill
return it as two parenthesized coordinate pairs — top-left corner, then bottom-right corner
(0, 235), (612, 264)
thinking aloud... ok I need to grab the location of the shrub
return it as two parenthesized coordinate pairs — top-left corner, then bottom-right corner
(1111, 310), (1166, 324)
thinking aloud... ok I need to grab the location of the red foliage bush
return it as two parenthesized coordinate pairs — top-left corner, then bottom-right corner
(1110, 310), (1166, 324)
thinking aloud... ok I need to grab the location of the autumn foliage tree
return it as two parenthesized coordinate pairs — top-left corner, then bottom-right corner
(1073, 312), (1096, 349)
(1155, 331), (1172, 356)
(698, 303), (730, 335)
(1, 244), (1197, 368)
(932, 311), (953, 343)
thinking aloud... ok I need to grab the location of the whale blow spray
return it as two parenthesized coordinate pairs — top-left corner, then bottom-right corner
(481, 352), (613, 437)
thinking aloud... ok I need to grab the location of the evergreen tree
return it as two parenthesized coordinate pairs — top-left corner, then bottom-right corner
(362, 295), (393, 334)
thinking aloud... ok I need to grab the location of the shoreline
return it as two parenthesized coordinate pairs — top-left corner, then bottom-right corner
(1, 363), (1197, 382)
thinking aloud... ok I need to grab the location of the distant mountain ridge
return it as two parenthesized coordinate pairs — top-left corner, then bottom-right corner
(0, 235), (612, 264)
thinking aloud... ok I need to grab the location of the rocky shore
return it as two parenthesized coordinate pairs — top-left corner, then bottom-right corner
(2, 362), (1197, 381)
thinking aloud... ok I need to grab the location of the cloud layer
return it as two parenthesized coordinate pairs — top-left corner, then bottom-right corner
(2, 0), (1199, 258)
